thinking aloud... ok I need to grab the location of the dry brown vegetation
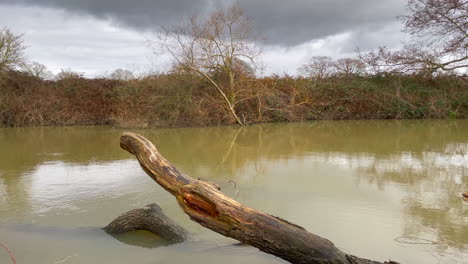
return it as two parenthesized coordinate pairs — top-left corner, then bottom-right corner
(0, 70), (466, 128)
(0, 0), (465, 128)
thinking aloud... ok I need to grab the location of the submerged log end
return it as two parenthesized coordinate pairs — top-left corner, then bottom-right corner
(103, 203), (190, 243)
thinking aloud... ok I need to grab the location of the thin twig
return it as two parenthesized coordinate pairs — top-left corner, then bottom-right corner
(227, 179), (240, 198)
(0, 243), (17, 264)
(394, 236), (438, 245)
(55, 254), (76, 264)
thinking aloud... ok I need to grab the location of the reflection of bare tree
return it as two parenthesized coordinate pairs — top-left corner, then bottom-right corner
(127, 120), (468, 179)
(321, 145), (468, 254)
(400, 148), (468, 251)
(221, 126), (244, 164)
(2, 119), (465, 178)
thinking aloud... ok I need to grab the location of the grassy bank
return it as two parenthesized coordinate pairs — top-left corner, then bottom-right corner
(0, 71), (466, 127)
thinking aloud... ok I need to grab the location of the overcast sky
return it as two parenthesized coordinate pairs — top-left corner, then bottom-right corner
(0, 0), (408, 76)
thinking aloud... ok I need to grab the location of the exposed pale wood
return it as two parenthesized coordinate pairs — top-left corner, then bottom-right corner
(120, 132), (398, 264)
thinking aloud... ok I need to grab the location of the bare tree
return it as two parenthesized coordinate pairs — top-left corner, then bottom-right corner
(22, 61), (53, 79)
(55, 68), (84, 80)
(0, 27), (26, 72)
(333, 57), (366, 77)
(402, 0), (467, 56)
(361, 0), (467, 74)
(110, 68), (135, 80)
(298, 56), (335, 79)
(149, 4), (261, 125)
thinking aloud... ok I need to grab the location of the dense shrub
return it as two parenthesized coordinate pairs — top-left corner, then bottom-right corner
(0, 71), (466, 128)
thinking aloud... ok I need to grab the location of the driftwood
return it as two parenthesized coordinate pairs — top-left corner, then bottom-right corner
(103, 203), (190, 243)
(119, 132), (399, 264)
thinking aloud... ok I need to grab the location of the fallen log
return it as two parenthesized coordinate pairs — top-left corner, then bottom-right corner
(103, 203), (190, 243)
(120, 132), (398, 264)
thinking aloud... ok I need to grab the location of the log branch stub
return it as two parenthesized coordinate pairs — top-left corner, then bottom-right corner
(120, 132), (398, 264)
(103, 203), (190, 243)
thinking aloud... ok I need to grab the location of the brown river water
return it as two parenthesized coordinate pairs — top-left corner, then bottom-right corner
(0, 120), (467, 263)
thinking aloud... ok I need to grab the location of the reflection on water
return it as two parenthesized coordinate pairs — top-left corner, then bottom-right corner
(0, 120), (467, 263)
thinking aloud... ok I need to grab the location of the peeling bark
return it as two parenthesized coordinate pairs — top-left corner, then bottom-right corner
(120, 132), (399, 264)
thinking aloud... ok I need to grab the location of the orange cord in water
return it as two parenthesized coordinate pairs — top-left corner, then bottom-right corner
(0, 243), (17, 264)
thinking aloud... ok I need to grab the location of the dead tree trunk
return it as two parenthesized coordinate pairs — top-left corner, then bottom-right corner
(120, 132), (398, 264)
(103, 203), (190, 243)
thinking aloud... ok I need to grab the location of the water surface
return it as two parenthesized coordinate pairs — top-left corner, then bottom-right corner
(0, 120), (467, 263)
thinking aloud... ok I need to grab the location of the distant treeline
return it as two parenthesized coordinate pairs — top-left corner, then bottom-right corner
(0, 71), (466, 128)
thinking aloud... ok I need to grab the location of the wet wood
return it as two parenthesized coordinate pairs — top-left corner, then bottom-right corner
(103, 203), (190, 243)
(120, 132), (399, 264)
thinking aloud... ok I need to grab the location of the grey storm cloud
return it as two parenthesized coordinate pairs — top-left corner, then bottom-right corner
(240, 0), (406, 46)
(2, 0), (406, 46)
(1, 0), (215, 28)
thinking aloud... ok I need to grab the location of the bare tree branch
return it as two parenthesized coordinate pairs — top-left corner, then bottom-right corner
(0, 27), (27, 72)
(360, 0), (467, 75)
(148, 4), (262, 125)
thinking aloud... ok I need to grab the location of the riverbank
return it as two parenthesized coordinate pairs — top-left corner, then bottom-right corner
(1, 71), (466, 128)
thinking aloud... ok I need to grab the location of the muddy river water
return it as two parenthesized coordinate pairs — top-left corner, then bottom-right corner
(0, 120), (467, 263)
